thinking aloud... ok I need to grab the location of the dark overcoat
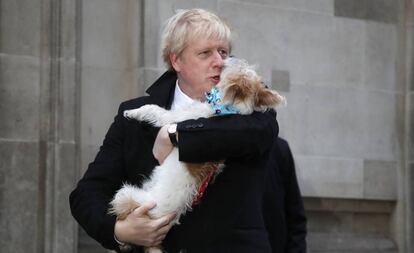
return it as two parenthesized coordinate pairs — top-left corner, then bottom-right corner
(70, 70), (281, 253)
(263, 138), (307, 253)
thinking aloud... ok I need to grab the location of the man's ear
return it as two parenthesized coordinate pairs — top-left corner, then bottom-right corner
(170, 53), (181, 72)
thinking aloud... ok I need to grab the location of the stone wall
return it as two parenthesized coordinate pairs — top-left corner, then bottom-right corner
(0, 0), (412, 253)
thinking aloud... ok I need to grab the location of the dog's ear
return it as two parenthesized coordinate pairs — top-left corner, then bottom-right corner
(223, 83), (241, 102)
(255, 87), (285, 109)
(223, 74), (254, 102)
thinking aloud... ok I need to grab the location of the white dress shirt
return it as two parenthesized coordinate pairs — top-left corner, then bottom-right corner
(170, 80), (196, 111)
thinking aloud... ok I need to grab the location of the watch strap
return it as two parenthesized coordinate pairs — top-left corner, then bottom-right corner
(168, 130), (178, 147)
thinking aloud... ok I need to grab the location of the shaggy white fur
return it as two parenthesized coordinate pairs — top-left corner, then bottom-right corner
(110, 149), (197, 224)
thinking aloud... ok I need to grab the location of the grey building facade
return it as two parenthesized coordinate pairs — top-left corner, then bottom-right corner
(0, 0), (413, 252)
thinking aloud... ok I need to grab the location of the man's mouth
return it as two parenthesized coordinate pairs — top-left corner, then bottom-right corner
(211, 75), (220, 84)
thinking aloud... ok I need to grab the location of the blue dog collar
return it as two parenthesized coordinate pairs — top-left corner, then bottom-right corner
(205, 87), (240, 115)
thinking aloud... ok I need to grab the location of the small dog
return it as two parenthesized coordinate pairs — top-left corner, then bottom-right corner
(109, 58), (285, 253)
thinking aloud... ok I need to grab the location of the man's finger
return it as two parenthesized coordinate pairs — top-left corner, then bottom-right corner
(153, 212), (176, 229)
(156, 222), (173, 236)
(133, 202), (156, 217)
(155, 233), (167, 243)
(152, 241), (163, 247)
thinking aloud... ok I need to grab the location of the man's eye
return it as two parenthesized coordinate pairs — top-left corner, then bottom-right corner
(219, 49), (228, 58)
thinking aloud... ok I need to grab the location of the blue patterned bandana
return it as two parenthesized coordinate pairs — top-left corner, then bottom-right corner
(205, 87), (240, 115)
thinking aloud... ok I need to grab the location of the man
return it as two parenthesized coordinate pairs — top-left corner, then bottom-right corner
(263, 137), (307, 253)
(70, 9), (278, 252)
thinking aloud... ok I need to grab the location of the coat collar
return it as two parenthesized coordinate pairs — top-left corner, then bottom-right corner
(145, 70), (177, 109)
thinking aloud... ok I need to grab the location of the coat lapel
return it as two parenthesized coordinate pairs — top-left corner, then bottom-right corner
(145, 70), (177, 109)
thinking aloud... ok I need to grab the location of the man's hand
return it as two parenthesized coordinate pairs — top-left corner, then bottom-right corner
(153, 125), (175, 164)
(114, 202), (177, 247)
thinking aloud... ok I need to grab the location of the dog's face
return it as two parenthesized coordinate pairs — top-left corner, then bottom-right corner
(216, 58), (285, 114)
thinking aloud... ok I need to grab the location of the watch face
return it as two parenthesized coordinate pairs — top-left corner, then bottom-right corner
(168, 124), (177, 134)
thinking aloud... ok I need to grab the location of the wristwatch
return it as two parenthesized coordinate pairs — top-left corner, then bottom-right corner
(167, 124), (178, 147)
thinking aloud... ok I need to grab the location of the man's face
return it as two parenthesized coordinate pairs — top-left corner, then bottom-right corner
(171, 37), (230, 100)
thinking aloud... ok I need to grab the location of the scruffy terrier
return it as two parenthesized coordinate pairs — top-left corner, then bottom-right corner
(109, 58), (285, 253)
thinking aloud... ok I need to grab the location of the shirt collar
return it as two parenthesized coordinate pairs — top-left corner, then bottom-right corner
(171, 80), (196, 110)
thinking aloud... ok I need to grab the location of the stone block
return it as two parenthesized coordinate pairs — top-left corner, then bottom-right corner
(60, 0), (79, 60)
(80, 144), (100, 177)
(271, 69), (290, 92)
(307, 210), (390, 236)
(410, 93), (414, 161)
(334, 0), (398, 24)
(410, 24), (414, 91)
(59, 60), (78, 143)
(410, 162), (414, 199)
(82, 0), (139, 70)
(81, 66), (139, 146)
(295, 155), (364, 199)
(306, 211), (355, 233)
(411, 16), (414, 27)
(409, 162), (414, 253)
(364, 22), (398, 91)
(352, 212), (390, 234)
(308, 232), (397, 252)
(277, 85), (398, 161)
(231, 0), (333, 15)
(220, 2), (366, 88)
(53, 143), (79, 252)
(411, 38), (414, 93)
(412, 1), (414, 24)
(138, 67), (167, 91)
(304, 198), (394, 213)
(0, 55), (40, 140)
(173, 0), (218, 11)
(142, 0), (172, 68)
(0, 141), (39, 253)
(0, 0), (41, 56)
(363, 160), (397, 200)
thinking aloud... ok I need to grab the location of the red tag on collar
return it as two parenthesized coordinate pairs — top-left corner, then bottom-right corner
(192, 170), (216, 206)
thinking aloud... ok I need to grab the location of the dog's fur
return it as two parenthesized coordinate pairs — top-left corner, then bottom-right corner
(109, 58), (285, 253)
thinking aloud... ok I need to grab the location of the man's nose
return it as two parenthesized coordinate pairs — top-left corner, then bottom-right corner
(212, 51), (225, 68)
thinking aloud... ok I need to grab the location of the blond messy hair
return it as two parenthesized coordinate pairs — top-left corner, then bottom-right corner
(161, 8), (232, 70)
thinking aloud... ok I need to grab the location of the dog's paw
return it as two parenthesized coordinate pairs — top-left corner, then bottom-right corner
(123, 109), (138, 119)
(124, 105), (164, 124)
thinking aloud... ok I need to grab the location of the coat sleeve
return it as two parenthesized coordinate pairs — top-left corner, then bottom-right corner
(69, 104), (128, 251)
(176, 110), (278, 163)
(279, 139), (307, 253)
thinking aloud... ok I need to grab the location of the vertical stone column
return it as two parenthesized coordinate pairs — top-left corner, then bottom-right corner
(405, 1), (414, 252)
(39, 1), (81, 252)
(396, 0), (414, 252)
